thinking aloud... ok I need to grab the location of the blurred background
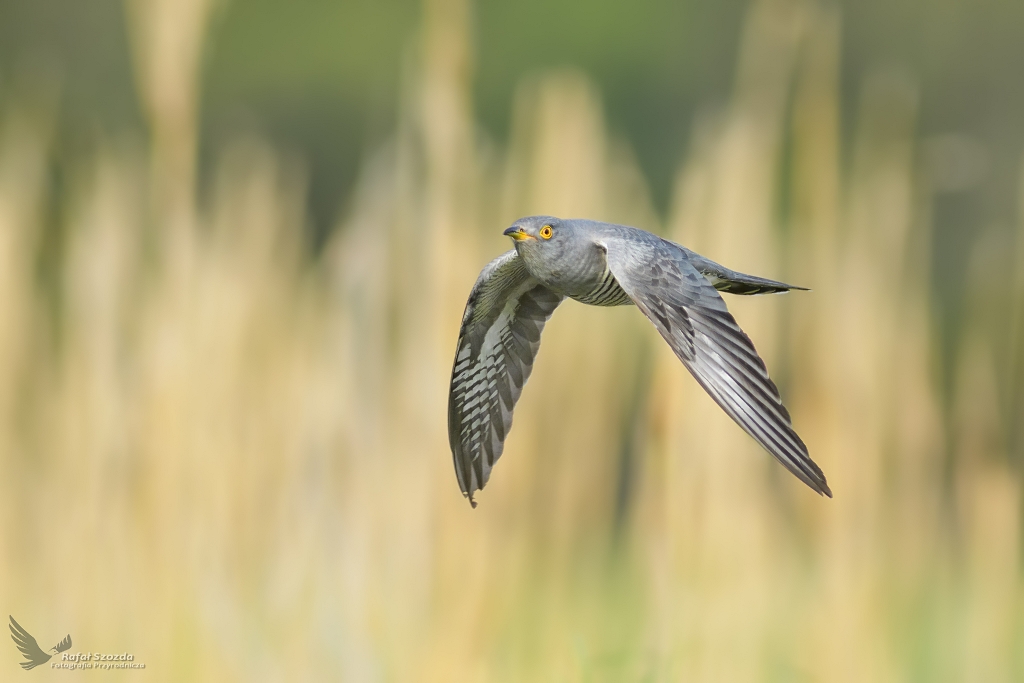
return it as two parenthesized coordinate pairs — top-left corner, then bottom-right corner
(1, 0), (1023, 679)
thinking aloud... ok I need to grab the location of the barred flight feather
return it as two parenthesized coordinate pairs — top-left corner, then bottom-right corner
(448, 251), (562, 506)
(603, 236), (831, 497)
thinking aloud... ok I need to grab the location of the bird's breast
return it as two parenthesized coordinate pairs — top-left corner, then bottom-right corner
(567, 265), (633, 306)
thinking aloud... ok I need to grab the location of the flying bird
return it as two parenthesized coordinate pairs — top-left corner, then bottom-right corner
(448, 216), (831, 507)
(9, 616), (71, 670)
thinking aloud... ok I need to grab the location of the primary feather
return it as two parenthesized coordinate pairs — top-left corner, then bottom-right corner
(448, 251), (563, 506)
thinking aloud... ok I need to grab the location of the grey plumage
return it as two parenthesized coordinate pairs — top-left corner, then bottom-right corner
(448, 252), (562, 503)
(448, 216), (831, 507)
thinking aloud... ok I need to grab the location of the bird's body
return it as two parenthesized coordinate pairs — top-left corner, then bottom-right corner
(518, 221), (631, 305)
(448, 216), (831, 507)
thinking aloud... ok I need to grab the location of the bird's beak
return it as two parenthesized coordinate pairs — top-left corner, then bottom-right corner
(504, 226), (534, 241)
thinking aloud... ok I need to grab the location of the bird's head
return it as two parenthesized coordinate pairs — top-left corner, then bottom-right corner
(503, 216), (573, 270)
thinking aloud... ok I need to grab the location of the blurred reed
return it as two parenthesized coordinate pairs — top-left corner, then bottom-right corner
(0, 0), (1022, 680)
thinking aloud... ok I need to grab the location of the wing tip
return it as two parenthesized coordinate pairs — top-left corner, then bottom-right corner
(805, 475), (832, 497)
(801, 464), (831, 497)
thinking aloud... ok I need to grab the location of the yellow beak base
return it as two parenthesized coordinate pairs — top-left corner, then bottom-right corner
(505, 228), (534, 241)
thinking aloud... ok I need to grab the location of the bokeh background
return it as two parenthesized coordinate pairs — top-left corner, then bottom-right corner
(1, 0), (1023, 680)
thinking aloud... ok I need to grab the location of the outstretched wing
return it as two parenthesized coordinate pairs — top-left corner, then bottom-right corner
(603, 236), (831, 496)
(53, 634), (72, 653)
(9, 616), (52, 670)
(449, 250), (563, 506)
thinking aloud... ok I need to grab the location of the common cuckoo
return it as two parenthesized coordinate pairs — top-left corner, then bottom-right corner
(448, 216), (831, 507)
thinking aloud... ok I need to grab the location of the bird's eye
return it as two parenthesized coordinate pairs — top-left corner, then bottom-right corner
(540, 225), (553, 239)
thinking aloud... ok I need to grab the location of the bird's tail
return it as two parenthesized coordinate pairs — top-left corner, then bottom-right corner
(709, 272), (808, 295)
(685, 251), (809, 295)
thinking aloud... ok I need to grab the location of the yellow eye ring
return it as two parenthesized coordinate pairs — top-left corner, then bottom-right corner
(540, 225), (553, 239)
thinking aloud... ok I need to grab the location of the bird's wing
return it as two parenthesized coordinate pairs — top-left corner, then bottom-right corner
(53, 634), (72, 653)
(9, 616), (52, 670)
(603, 236), (831, 496)
(449, 250), (563, 506)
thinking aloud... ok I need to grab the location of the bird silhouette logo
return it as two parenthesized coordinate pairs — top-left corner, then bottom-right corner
(9, 616), (72, 670)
